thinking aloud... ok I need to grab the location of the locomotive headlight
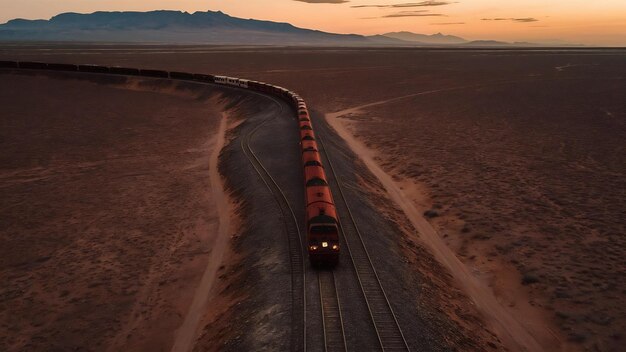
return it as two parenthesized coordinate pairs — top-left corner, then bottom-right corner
(322, 242), (328, 248)
(332, 244), (339, 250)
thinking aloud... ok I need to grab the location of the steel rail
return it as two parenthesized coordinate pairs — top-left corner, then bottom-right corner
(318, 136), (410, 352)
(318, 271), (347, 352)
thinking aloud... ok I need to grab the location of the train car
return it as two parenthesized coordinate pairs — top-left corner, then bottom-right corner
(300, 121), (313, 131)
(301, 129), (315, 142)
(214, 76), (227, 84)
(302, 148), (322, 166)
(304, 164), (327, 186)
(237, 79), (249, 88)
(0, 60), (18, 68)
(110, 67), (140, 76)
(169, 71), (194, 80)
(302, 148), (321, 170)
(218, 76), (249, 88)
(300, 119), (312, 127)
(298, 109), (309, 120)
(257, 83), (271, 93)
(78, 65), (110, 74)
(46, 63), (78, 72)
(193, 73), (215, 83)
(247, 80), (261, 91)
(19, 61), (48, 70)
(301, 131), (315, 143)
(271, 86), (282, 96)
(139, 69), (169, 78)
(263, 84), (274, 93)
(302, 140), (318, 154)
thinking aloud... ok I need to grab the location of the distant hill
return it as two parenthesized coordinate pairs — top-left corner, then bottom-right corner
(382, 31), (467, 44)
(365, 34), (414, 45)
(0, 10), (579, 47)
(464, 40), (510, 46)
(462, 40), (544, 47)
(0, 10), (369, 45)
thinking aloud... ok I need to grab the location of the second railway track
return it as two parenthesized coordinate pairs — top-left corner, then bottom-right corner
(319, 136), (410, 352)
(239, 98), (307, 352)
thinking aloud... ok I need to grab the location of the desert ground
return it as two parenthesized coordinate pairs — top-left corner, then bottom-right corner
(0, 72), (240, 351)
(1, 45), (624, 352)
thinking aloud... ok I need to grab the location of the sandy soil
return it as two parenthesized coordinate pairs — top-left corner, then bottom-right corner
(0, 72), (232, 351)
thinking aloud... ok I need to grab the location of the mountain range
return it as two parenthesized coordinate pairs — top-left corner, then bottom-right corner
(382, 31), (466, 44)
(0, 10), (575, 47)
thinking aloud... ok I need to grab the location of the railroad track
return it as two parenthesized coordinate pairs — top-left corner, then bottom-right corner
(318, 136), (410, 352)
(318, 271), (347, 352)
(239, 99), (307, 352)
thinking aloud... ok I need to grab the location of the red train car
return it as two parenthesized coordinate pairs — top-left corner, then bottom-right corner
(300, 107), (340, 267)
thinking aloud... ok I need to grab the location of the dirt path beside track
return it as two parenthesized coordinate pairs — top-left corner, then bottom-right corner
(171, 112), (231, 352)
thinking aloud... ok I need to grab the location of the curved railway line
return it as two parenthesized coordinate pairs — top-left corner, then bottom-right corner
(238, 96), (307, 352)
(1, 62), (411, 351)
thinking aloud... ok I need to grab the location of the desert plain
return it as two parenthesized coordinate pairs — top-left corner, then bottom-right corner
(1, 45), (624, 352)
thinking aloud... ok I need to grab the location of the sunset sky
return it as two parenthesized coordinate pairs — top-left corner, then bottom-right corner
(1, 0), (625, 45)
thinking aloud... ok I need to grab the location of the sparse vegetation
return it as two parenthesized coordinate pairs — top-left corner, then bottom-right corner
(331, 50), (626, 351)
(522, 273), (540, 285)
(423, 209), (439, 218)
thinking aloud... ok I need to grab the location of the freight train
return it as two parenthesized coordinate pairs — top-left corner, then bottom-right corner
(0, 60), (341, 267)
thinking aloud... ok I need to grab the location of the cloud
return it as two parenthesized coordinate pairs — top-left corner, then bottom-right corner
(513, 17), (539, 22)
(430, 22), (465, 25)
(294, 0), (349, 3)
(482, 17), (539, 23)
(382, 10), (447, 17)
(352, 1), (455, 8)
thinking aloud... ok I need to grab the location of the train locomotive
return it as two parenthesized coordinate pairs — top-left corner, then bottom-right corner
(0, 60), (341, 267)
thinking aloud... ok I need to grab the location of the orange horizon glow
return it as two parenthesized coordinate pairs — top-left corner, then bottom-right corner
(0, 0), (625, 46)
